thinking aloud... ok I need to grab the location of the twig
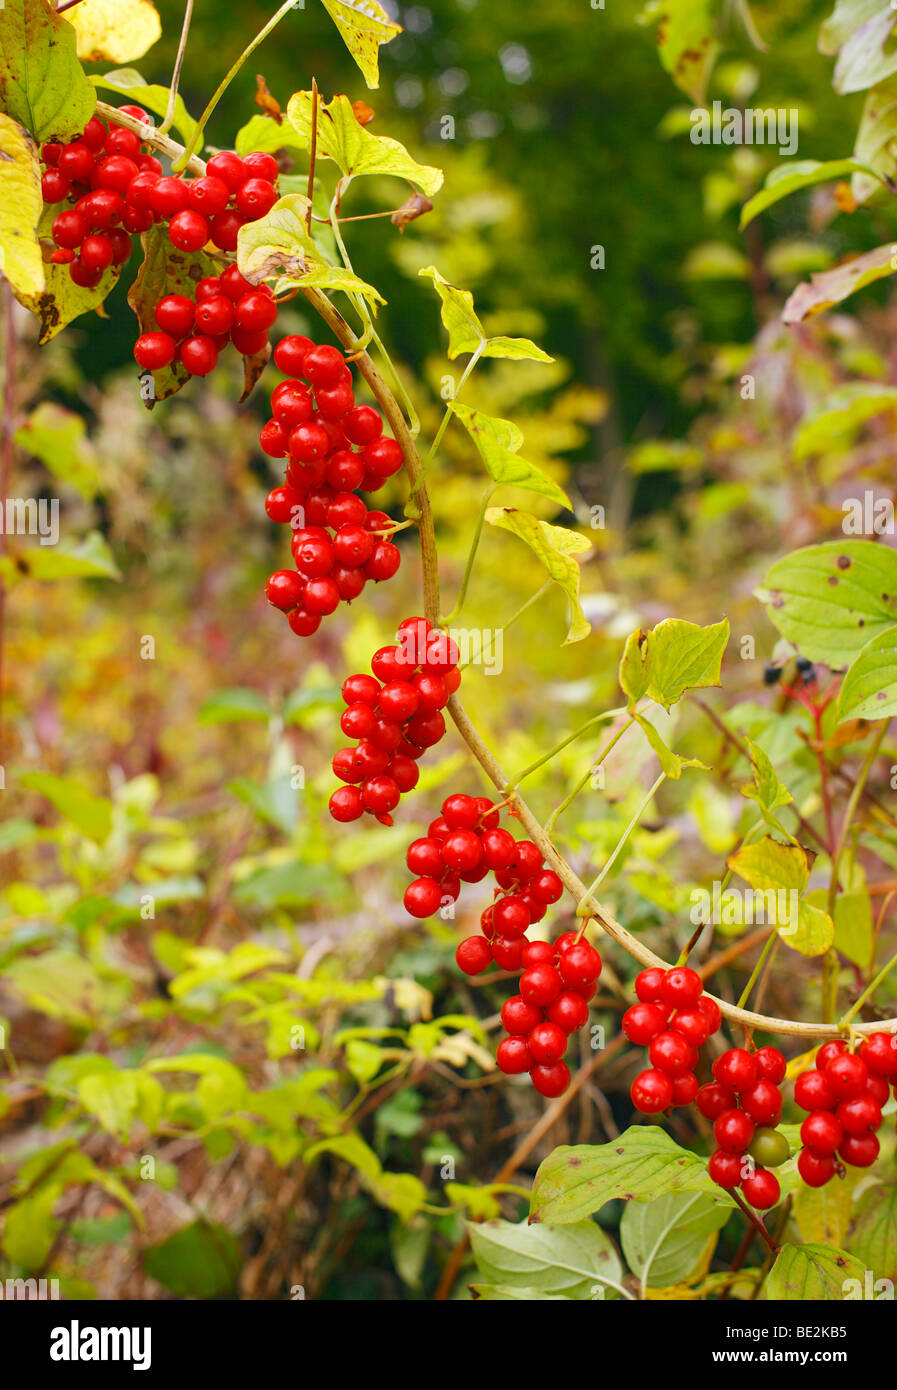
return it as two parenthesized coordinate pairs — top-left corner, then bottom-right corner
(159, 0), (194, 137)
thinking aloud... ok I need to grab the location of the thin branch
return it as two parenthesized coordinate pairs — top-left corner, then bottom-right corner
(159, 0), (194, 136)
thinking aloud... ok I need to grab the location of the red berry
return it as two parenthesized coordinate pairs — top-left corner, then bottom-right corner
(260, 420), (288, 458)
(273, 334), (314, 375)
(547, 990), (590, 1033)
(405, 710), (445, 749)
(210, 209), (244, 251)
(496, 1037), (532, 1075)
(329, 786), (363, 822)
(236, 290), (278, 332)
(712, 1048), (758, 1093)
(671, 1072), (699, 1106)
(713, 1108), (755, 1153)
(403, 877), (443, 918)
(441, 828), (482, 874)
(187, 175), (230, 216)
(179, 334), (218, 376)
(530, 870), (563, 904)
(79, 233), (113, 271)
(365, 541), (401, 582)
(648, 1030), (693, 1078)
(69, 257), (102, 288)
(41, 168), (70, 202)
(661, 966), (703, 1009)
(800, 1110), (842, 1157)
(836, 1094), (882, 1136)
(493, 896), (531, 939)
(304, 344), (346, 389)
(622, 1002), (666, 1046)
(825, 1053), (869, 1101)
(858, 1031), (897, 1078)
(342, 673), (380, 706)
(838, 1131), (880, 1167)
(634, 967), (667, 1004)
(58, 141), (95, 181)
(304, 576), (340, 615)
(289, 422), (330, 463)
(794, 1069), (835, 1112)
(741, 1079), (783, 1126)
(815, 1040), (847, 1071)
(695, 1081), (735, 1120)
(243, 151), (280, 182)
(797, 1148), (835, 1188)
(502, 995), (542, 1035)
(491, 936), (525, 971)
(670, 1008), (710, 1047)
(440, 793), (478, 829)
(195, 294), (234, 336)
(558, 941), (601, 991)
(343, 404), (383, 446)
(696, 995), (722, 1033)
(631, 1068), (673, 1114)
(364, 435), (403, 478)
(741, 1167), (780, 1210)
(480, 827), (516, 870)
(528, 1021), (567, 1066)
(236, 177), (278, 219)
(134, 331), (175, 369)
(155, 294), (195, 338)
(530, 1060), (570, 1097)
(53, 209), (88, 248)
(206, 151), (248, 191)
(287, 606), (320, 638)
(520, 964), (562, 1008)
(708, 1149), (742, 1189)
(754, 1046), (787, 1084)
(150, 176), (190, 218)
(456, 936), (492, 976)
(105, 126), (139, 158)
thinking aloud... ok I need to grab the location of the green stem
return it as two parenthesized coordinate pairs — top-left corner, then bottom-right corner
(440, 485), (494, 624)
(413, 343), (486, 494)
(174, 0), (299, 170)
(500, 580), (552, 634)
(840, 947), (897, 1027)
(510, 707), (629, 792)
(545, 715), (636, 838)
(159, 0), (193, 136)
(736, 929), (778, 1011)
(576, 771), (666, 913)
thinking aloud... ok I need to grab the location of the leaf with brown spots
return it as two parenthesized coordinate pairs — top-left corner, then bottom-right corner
(766, 1243), (866, 1300)
(757, 540), (897, 667)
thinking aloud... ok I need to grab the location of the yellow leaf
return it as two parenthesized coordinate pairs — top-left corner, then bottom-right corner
(319, 0), (402, 90)
(0, 114), (44, 299)
(485, 508), (591, 644)
(727, 837), (834, 957)
(65, 0), (161, 64)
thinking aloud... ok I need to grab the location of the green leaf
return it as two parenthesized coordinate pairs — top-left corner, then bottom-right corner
(6, 949), (103, 1025)
(656, 0), (718, 104)
(846, 1185), (897, 1279)
(833, 888), (874, 969)
(418, 266), (552, 362)
(620, 1191), (729, 1289)
(766, 1242), (866, 1300)
(128, 224), (219, 404)
(739, 159), (877, 229)
(232, 861), (339, 910)
(2, 1185), (60, 1267)
(143, 1220), (241, 1298)
(633, 712), (706, 780)
(470, 1283), (573, 1301)
(15, 202), (122, 342)
(234, 114), (309, 159)
(227, 775), (298, 835)
(198, 688), (270, 724)
(728, 837), (834, 957)
(852, 74), (897, 204)
(0, 530), (119, 586)
(793, 384), (897, 461)
(14, 402), (100, 499)
(451, 403), (569, 508)
(286, 91), (443, 196)
(306, 1133), (426, 1221)
(0, 113), (44, 300)
(741, 739), (797, 843)
(619, 617), (729, 710)
(0, 0), (96, 142)
(237, 192), (384, 303)
(794, 1165), (864, 1249)
(757, 541), (897, 666)
(469, 1218), (625, 1300)
(530, 1127), (725, 1224)
(77, 1069), (164, 1138)
(89, 68), (197, 144)
(319, 0), (402, 90)
(838, 626), (897, 721)
(19, 772), (113, 842)
(820, 0), (897, 94)
(484, 508), (591, 644)
(783, 242), (897, 324)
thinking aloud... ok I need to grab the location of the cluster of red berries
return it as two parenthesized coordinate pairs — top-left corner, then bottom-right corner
(135, 265), (278, 378)
(697, 1046), (787, 1210)
(262, 335), (405, 633)
(624, 965), (722, 1112)
(329, 619), (460, 825)
(41, 108), (158, 285)
(795, 1033), (897, 1187)
(406, 802), (591, 1099)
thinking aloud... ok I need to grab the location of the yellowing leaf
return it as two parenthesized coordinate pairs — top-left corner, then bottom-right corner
(485, 508), (591, 644)
(619, 618), (729, 710)
(0, 0), (96, 143)
(319, 0), (402, 90)
(237, 192), (384, 303)
(419, 265), (553, 362)
(728, 836), (834, 956)
(16, 203), (121, 341)
(65, 0), (161, 64)
(286, 91), (443, 196)
(451, 403), (570, 508)
(0, 114), (44, 299)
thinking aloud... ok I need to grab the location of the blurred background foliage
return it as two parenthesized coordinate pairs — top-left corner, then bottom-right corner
(2, 0), (897, 1300)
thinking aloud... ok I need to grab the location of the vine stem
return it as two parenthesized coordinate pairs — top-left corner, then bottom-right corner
(174, 0), (299, 170)
(440, 484), (494, 624)
(159, 0), (194, 136)
(110, 116), (895, 1044)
